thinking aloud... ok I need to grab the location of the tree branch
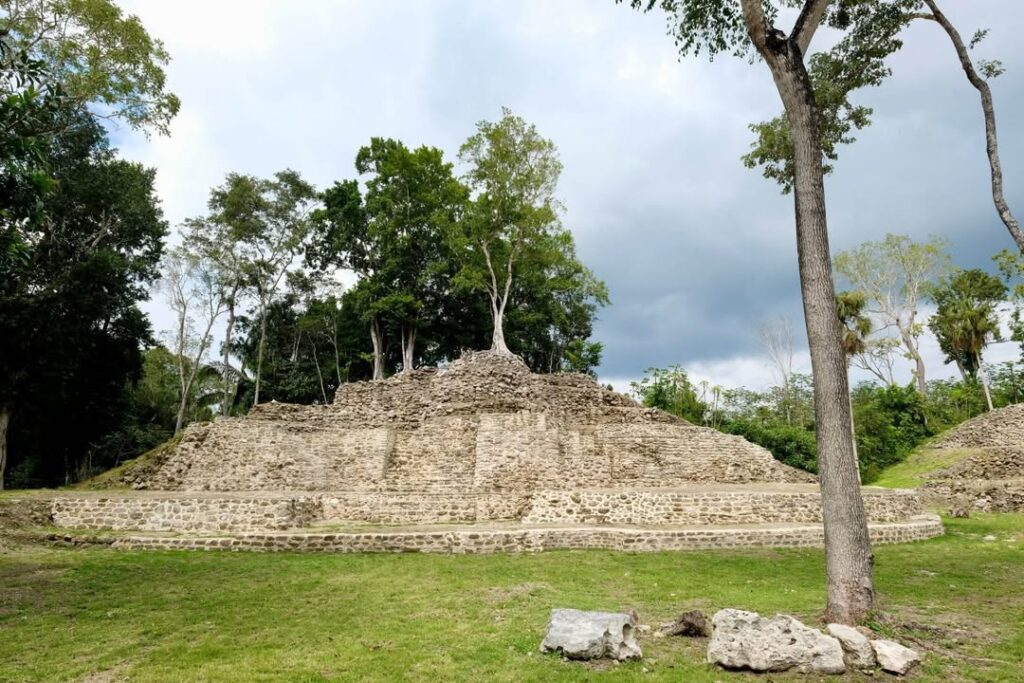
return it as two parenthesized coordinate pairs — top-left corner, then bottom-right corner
(921, 0), (1024, 252)
(792, 0), (831, 55)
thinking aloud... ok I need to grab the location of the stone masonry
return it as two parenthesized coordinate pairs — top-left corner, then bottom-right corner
(142, 352), (813, 493)
(36, 351), (943, 554)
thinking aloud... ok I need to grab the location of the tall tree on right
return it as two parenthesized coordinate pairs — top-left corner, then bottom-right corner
(453, 108), (565, 356)
(928, 268), (1007, 411)
(623, 0), (880, 623)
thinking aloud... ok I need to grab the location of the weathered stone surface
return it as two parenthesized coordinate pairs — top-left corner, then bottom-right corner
(56, 512), (944, 554)
(871, 639), (921, 675)
(706, 609), (845, 675)
(826, 623), (875, 671)
(661, 610), (709, 637)
(540, 608), (642, 661)
(140, 351), (813, 493)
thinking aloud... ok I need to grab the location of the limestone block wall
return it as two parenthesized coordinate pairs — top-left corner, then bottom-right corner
(49, 487), (924, 532)
(86, 514), (944, 554)
(520, 489), (923, 526)
(50, 495), (323, 532)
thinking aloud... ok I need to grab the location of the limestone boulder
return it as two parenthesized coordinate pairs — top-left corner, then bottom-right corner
(540, 608), (642, 661)
(871, 639), (921, 675)
(706, 609), (845, 675)
(826, 623), (875, 671)
(661, 609), (709, 637)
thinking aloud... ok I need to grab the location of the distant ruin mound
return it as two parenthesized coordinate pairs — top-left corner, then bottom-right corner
(930, 403), (1024, 452)
(136, 350), (812, 493)
(917, 403), (1024, 513)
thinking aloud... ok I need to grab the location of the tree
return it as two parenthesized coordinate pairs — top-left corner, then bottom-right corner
(631, 366), (705, 424)
(309, 139), (467, 378)
(743, 1), (1024, 253)
(0, 0), (179, 135)
(834, 234), (951, 395)
(453, 108), (565, 356)
(912, 2), (1022, 252)
(837, 290), (873, 476)
(627, 0), (875, 623)
(207, 171), (317, 405)
(158, 246), (228, 433)
(928, 268), (1006, 410)
(0, 109), (165, 487)
(758, 314), (797, 424)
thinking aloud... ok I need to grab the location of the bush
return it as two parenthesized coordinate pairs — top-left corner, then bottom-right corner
(722, 419), (818, 473)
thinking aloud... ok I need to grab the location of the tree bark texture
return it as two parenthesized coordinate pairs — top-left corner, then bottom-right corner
(401, 327), (417, 373)
(740, 0), (875, 624)
(370, 317), (384, 381)
(922, 0), (1024, 252)
(222, 300), (236, 416)
(254, 304), (269, 406)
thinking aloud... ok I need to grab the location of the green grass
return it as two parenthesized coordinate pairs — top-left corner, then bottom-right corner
(872, 447), (976, 489)
(2, 515), (1022, 682)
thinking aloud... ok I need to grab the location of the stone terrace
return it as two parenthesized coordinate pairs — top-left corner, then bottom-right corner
(36, 351), (942, 554)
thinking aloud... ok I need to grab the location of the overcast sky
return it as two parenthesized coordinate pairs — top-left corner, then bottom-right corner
(114, 0), (1024, 392)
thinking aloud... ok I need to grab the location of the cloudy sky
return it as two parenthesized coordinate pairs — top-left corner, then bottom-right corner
(114, 0), (1024, 392)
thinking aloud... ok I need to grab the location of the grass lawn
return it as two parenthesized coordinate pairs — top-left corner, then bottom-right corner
(2, 515), (1022, 682)
(871, 447), (976, 489)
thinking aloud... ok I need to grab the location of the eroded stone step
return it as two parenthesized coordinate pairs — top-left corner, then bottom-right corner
(41, 486), (927, 533)
(55, 514), (943, 554)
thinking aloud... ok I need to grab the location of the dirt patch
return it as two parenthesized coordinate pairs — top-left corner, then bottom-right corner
(483, 582), (549, 605)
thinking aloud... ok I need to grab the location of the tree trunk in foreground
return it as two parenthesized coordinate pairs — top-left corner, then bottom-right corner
(0, 404), (9, 490)
(741, 0), (874, 624)
(922, 0), (1024, 253)
(370, 317), (384, 380)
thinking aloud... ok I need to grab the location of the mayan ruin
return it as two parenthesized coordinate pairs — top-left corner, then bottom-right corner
(12, 352), (942, 554)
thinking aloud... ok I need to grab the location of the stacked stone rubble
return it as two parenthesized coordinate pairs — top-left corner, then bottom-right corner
(144, 351), (813, 494)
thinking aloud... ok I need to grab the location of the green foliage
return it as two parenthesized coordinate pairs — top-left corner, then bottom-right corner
(1, 108), (167, 487)
(723, 419), (819, 473)
(741, 1), (918, 192)
(452, 108), (583, 352)
(0, 0), (179, 134)
(631, 366), (705, 424)
(233, 289), (371, 405)
(928, 268), (1006, 377)
(852, 383), (931, 483)
(5, 512), (1024, 681)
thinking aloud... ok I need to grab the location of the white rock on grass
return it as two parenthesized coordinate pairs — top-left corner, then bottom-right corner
(540, 608), (642, 661)
(871, 639), (922, 675)
(706, 609), (845, 675)
(826, 623), (876, 671)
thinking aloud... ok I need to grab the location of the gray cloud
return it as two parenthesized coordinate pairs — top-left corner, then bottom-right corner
(115, 0), (1024, 389)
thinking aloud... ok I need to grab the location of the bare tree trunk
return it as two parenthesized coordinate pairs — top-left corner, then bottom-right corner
(0, 404), (9, 491)
(490, 299), (511, 355)
(401, 327), (417, 372)
(741, 0), (874, 624)
(222, 300), (236, 416)
(978, 357), (994, 412)
(254, 301), (269, 406)
(900, 329), (927, 396)
(922, 0), (1024, 252)
(370, 317), (384, 380)
(310, 336), (328, 404)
